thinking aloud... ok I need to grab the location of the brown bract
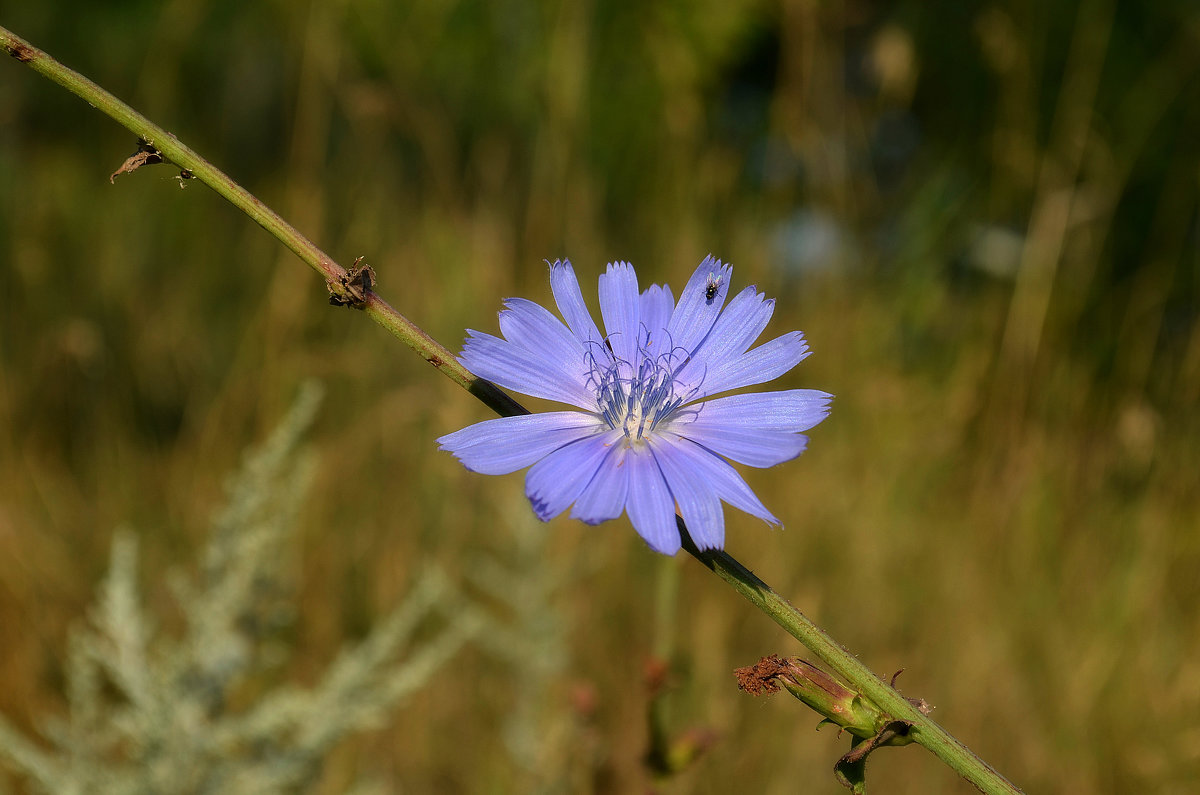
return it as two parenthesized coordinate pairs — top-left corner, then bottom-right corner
(110, 140), (164, 183)
(733, 653), (793, 696)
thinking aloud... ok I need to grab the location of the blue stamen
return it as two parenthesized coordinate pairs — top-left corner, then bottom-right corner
(589, 333), (699, 443)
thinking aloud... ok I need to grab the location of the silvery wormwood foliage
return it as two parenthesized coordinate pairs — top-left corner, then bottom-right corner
(0, 385), (484, 795)
(438, 256), (831, 555)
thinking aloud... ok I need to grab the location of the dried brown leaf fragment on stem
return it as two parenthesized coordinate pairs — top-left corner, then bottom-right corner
(110, 139), (165, 183)
(327, 256), (376, 308)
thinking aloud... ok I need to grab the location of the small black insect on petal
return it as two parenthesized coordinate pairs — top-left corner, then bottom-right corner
(704, 273), (721, 304)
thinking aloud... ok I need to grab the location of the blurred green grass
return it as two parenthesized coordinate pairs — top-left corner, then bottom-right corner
(2, 0), (1199, 792)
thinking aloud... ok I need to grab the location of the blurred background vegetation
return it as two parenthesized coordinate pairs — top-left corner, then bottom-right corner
(1, 0), (1198, 792)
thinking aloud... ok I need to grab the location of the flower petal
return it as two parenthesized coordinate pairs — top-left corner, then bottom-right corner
(438, 412), (601, 474)
(623, 448), (681, 554)
(670, 389), (832, 466)
(498, 297), (594, 402)
(679, 427), (807, 468)
(650, 437), (725, 550)
(549, 259), (610, 366)
(571, 442), (631, 524)
(656, 433), (780, 525)
(640, 284), (675, 334)
(666, 255), (732, 355)
(673, 286), (773, 392)
(639, 284), (675, 361)
(525, 432), (619, 521)
(461, 329), (596, 409)
(598, 261), (641, 364)
(695, 390), (833, 432)
(690, 331), (812, 399)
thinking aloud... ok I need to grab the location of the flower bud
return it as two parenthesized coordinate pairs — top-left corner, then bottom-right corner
(736, 655), (917, 744)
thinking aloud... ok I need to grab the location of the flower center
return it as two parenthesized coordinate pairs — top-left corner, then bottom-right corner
(589, 340), (693, 444)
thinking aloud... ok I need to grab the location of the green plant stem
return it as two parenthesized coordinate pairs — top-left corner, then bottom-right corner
(2, 24), (1019, 794)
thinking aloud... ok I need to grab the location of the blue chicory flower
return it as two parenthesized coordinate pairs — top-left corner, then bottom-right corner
(438, 256), (831, 555)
